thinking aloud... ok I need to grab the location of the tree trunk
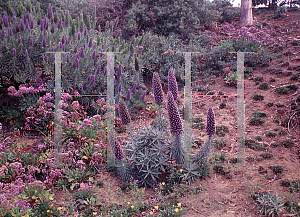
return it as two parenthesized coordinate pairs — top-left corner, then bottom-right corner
(240, 0), (253, 26)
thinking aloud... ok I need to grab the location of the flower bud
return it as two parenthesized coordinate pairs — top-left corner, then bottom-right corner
(30, 38), (33, 46)
(20, 20), (24, 31)
(78, 32), (81, 41)
(140, 92), (146, 101)
(25, 50), (28, 57)
(50, 22), (55, 33)
(13, 48), (16, 56)
(84, 28), (87, 36)
(9, 27), (13, 36)
(30, 20), (34, 29)
(92, 50), (96, 60)
(118, 83), (122, 92)
(2, 28), (5, 37)
(96, 65), (101, 75)
(40, 19), (44, 31)
(88, 37), (93, 48)
(25, 19), (29, 29)
(126, 89), (131, 101)
(57, 18), (62, 29)
(66, 54), (70, 63)
(117, 64), (122, 79)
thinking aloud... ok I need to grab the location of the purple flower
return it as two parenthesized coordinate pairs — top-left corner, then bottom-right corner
(90, 75), (95, 85)
(13, 48), (16, 56)
(206, 107), (216, 137)
(94, 65), (100, 75)
(44, 17), (48, 30)
(47, 3), (53, 19)
(131, 83), (137, 93)
(60, 42), (62, 49)
(152, 72), (164, 105)
(30, 38), (33, 46)
(168, 68), (179, 103)
(3, 15), (9, 27)
(118, 99), (130, 126)
(74, 45), (78, 53)
(20, 20), (24, 31)
(62, 44), (65, 51)
(25, 50), (28, 57)
(118, 83), (122, 92)
(114, 139), (124, 160)
(57, 18), (62, 29)
(9, 27), (13, 36)
(50, 22), (55, 33)
(40, 19), (44, 31)
(42, 54), (45, 60)
(67, 54), (70, 63)
(100, 50), (103, 58)
(88, 37), (93, 48)
(80, 25), (84, 32)
(92, 50), (96, 59)
(104, 67), (107, 76)
(25, 19), (29, 29)
(78, 32), (81, 41)
(126, 89), (131, 101)
(80, 47), (85, 58)
(84, 43), (86, 49)
(52, 47), (54, 52)
(66, 37), (68, 44)
(83, 81), (87, 89)
(89, 68), (92, 73)
(76, 58), (79, 68)
(62, 35), (65, 44)
(140, 92), (146, 101)
(84, 29), (87, 36)
(18, 36), (22, 43)
(117, 64), (122, 79)
(167, 91), (183, 136)
(2, 28), (5, 37)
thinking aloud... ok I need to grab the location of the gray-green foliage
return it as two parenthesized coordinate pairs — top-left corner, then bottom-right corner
(256, 192), (285, 217)
(123, 125), (171, 188)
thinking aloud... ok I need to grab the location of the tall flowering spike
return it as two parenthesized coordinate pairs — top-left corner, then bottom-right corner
(114, 139), (124, 160)
(206, 107), (216, 137)
(66, 54), (70, 63)
(66, 37), (68, 44)
(2, 28), (5, 37)
(92, 50), (96, 59)
(3, 15), (9, 27)
(84, 28), (87, 36)
(90, 75), (95, 85)
(80, 25), (84, 32)
(20, 20), (24, 31)
(104, 67), (107, 76)
(30, 20), (34, 29)
(44, 17), (48, 30)
(131, 83), (137, 93)
(78, 32), (81, 41)
(40, 19), (44, 31)
(9, 27), (13, 36)
(25, 19), (29, 29)
(168, 68), (179, 103)
(80, 48), (85, 58)
(58, 18), (62, 29)
(50, 22), (55, 33)
(15, 22), (20, 32)
(18, 36), (22, 43)
(76, 58), (79, 68)
(42, 54), (45, 60)
(74, 45), (78, 53)
(89, 68), (92, 73)
(118, 99), (131, 126)
(13, 48), (16, 56)
(47, 3), (53, 19)
(140, 91), (146, 101)
(117, 64), (122, 79)
(167, 91), (183, 136)
(152, 72), (164, 105)
(62, 35), (65, 44)
(88, 37), (93, 48)
(118, 83), (122, 92)
(126, 89), (131, 101)
(96, 65), (101, 75)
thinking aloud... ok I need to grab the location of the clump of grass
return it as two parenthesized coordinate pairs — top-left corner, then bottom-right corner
(246, 156), (255, 162)
(213, 165), (231, 179)
(269, 165), (283, 174)
(191, 117), (205, 129)
(291, 40), (299, 46)
(254, 76), (264, 82)
(266, 131), (277, 137)
(267, 102), (274, 107)
(219, 102), (226, 109)
(212, 152), (227, 163)
(260, 152), (273, 159)
(259, 83), (269, 90)
(250, 112), (267, 126)
(290, 73), (300, 81)
(276, 87), (289, 94)
(216, 125), (229, 137)
(255, 136), (262, 141)
(270, 142), (279, 147)
(191, 117), (203, 123)
(213, 138), (227, 149)
(229, 157), (238, 164)
(253, 94), (264, 101)
(286, 84), (298, 91)
(245, 139), (265, 151)
(280, 139), (294, 148)
(276, 103), (285, 107)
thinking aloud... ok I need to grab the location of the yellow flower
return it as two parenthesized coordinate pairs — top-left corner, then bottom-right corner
(180, 169), (183, 173)
(57, 207), (62, 210)
(127, 202), (130, 205)
(93, 212), (97, 215)
(155, 206), (159, 210)
(82, 156), (88, 159)
(150, 211), (154, 215)
(162, 182), (165, 186)
(298, 203), (300, 206)
(47, 210), (50, 213)
(175, 208), (179, 213)
(131, 205), (134, 209)
(177, 203), (181, 208)
(49, 197), (54, 201)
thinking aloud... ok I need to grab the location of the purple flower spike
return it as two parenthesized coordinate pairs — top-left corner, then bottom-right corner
(62, 35), (65, 44)
(60, 42), (62, 49)
(131, 83), (137, 93)
(126, 89), (131, 101)
(42, 54), (45, 60)
(76, 58), (79, 68)
(58, 18), (62, 29)
(94, 65), (100, 74)
(25, 19), (29, 29)
(67, 54), (70, 63)
(74, 45), (78, 53)
(47, 3), (53, 19)
(2, 28), (5, 37)
(62, 44), (65, 51)
(15, 21), (20, 32)
(25, 50), (28, 57)
(92, 50), (96, 59)
(90, 75), (95, 85)
(30, 38), (33, 46)
(88, 37), (93, 48)
(78, 32), (81, 41)
(80, 47), (85, 58)
(114, 139), (124, 160)
(84, 29), (87, 36)
(100, 50), (103, 58)
(18, 36), (22, 43)
(40, 19), (44, 31)
(80, 25), (84, 32)
(206, 107), (216, 137)
(3, 15), (9, 27)
(20, 20), (24, 31)
(118, 99), (131, 126)
(167, 91), (183, 136)
(117, 64), (122, 79)
(50, 22), (55, 33)
(84, 43), (86, 49)
(30, 20), (34, 29)
(44, 17), (48, 30)
(152, 72), (164, 105)
(66, 37), (68, 44)
(9, 27), (13, 36)
(104, 67), (107, 76)
(52, 47), (54, 52)
(118, 83), (122, 92)
(89, 68), (92, 73)
(13, 48), (16, 56)
(140, 92), (146, 101)
(168, 68), (179, 103)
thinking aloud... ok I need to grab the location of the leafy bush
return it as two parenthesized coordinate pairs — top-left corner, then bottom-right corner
(256, 192), (285, 217)
(253, 94), (264, 101)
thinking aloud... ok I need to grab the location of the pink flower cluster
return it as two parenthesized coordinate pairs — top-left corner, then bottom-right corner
(7, 85), (45, 97)
(90, 151), (103, 166)
(78, 182), (94, 192)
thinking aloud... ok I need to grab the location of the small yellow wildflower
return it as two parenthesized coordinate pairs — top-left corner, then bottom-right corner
(93, 212), (97, 215)
(180, 169), (183, 173)
(175, 208), (179, 213)
(155, 206), (159, 210)
(298, 203), (300, 206)
(162, 182), (165, 186)
(82, 156), (88, 159)
(177, 203), (181, 208)
(49, 198), (54, 201)
(47, 210), (50, 213)
(57, 207), (62, 210)
(127, 202), (130, 205)
(131, 205), (134, 209)
(150, 211), (154, 215)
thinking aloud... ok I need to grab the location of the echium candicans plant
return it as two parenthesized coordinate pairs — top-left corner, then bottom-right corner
(152, 72), (164, 105)
(193, 106), (216, 166)
(168, 67), (179, 103)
